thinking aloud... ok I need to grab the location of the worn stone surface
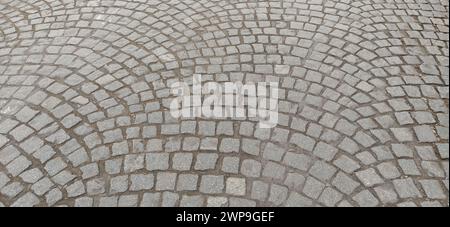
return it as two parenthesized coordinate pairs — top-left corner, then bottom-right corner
(0, 0), (448, 207)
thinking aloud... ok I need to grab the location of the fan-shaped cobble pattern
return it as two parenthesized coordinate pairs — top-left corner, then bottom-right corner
(0, 0), (448, 207)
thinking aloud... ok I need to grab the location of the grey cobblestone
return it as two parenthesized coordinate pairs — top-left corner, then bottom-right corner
(303, 177), (325, 200)
(241, 159), (262, 178)
(194, 153), (218, 170)
(200, 175), (224, 194)
(130, 174), (154, 191)
(393, 178), (423, 199)
(226, 177), (246, 196)
(374, 184), (399, 204)
(332, 172), (360, 195)
(356, 169), (384, 187)
(353, 190), (379, 207)
(156, 173), (177, 191)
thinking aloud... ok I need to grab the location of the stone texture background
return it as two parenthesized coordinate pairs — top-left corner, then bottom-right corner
(0, 0), (448, 207)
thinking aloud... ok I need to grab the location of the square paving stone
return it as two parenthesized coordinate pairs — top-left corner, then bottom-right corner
(200, 175), (224, 194)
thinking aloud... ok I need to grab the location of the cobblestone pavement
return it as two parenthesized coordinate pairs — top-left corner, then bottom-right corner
(0, 0), (449, 207)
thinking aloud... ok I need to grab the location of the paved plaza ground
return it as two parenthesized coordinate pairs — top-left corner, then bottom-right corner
(0, 0), (448, 207)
